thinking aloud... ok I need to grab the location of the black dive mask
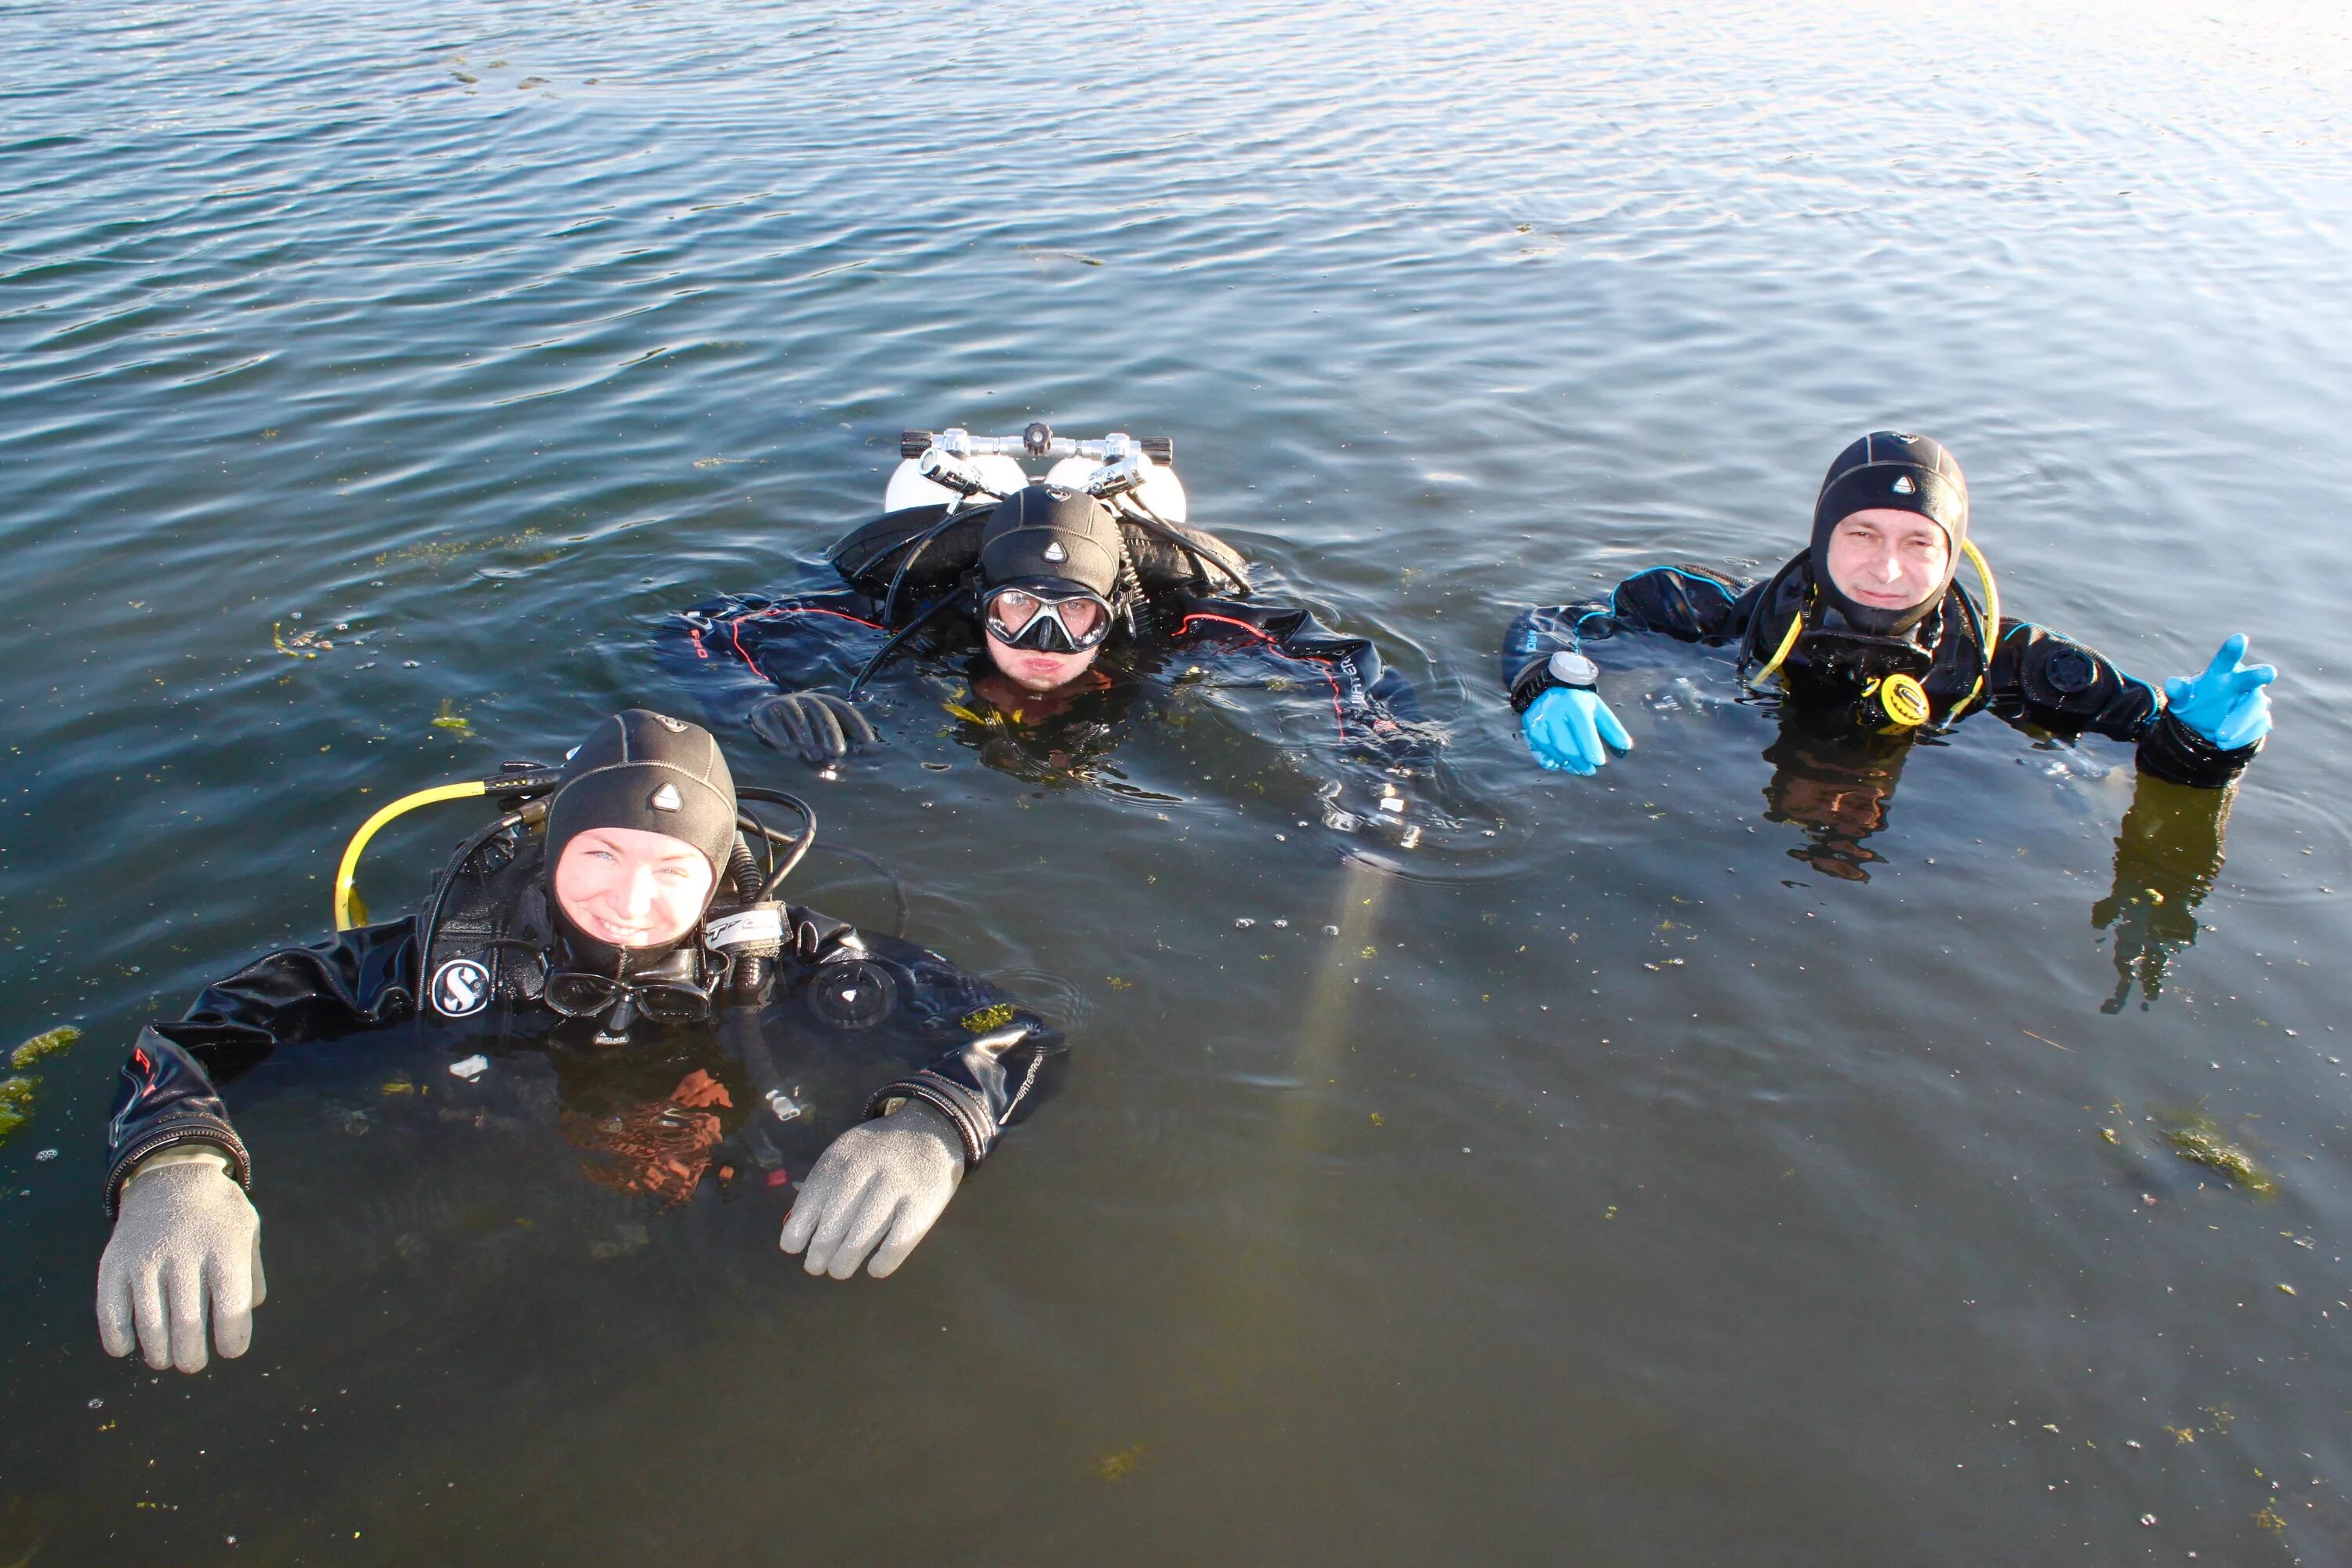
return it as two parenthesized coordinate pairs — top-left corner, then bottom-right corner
(1808, 431), (1969, 640)
(538, 939), (713, 1044)
(982, 583), (1113, 653)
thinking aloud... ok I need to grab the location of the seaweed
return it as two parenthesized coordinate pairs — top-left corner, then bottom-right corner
(2153, 1103), (2276, 1196)
(9, 1025), (78, 1069)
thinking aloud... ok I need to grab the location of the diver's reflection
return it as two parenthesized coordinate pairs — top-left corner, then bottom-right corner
(1758, 717), (2237, 1011)
(2092, 774), (2232, 1013)
(1759, 716), (1912, 883)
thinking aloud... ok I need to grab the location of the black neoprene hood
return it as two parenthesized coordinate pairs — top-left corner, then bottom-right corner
(977, 485), (1122, 599)
(545, 710), (739, 881)
(1809, 430), (1971, 637)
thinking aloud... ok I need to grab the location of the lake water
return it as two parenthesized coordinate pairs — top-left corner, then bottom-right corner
(5, 0), (2352, 1561)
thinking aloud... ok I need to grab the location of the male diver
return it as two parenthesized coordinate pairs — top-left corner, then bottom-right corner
(96, 710), (1062, 1374)
(673, 477), (1438, 829)
(1501, 430), (2276, 791)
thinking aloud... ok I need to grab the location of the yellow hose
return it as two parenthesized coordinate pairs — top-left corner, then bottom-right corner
(333, 782), (486, 931)
(1953, 539), (2002, 717)
(1962, 539), (1999, 635)
(1752, 602), (1806, 686)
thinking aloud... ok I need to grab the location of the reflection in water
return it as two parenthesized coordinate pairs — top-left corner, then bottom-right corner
(2093, 775), (2234, 1013)
(1759, 715), (2238, 1014)
(1758, 716), (1913, 884)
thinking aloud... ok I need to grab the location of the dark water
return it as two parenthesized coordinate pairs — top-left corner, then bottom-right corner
(5, 1), (2352, 1561)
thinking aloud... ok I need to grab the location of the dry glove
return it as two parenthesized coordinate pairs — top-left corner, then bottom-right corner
(781, 1102), (964, 1279)
(2163, 633), (2275, 751)
(96, 1148), (264, 1374)
(750, 691), (877, 765)
(1523, 685), (1631, 775)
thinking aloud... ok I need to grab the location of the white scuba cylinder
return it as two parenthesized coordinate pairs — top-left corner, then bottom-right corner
(1044, 452), (1189, 524)
(882, 452), (1027, 514)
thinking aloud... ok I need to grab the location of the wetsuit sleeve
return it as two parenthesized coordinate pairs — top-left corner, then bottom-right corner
(1502, 565), (1753, 712)
(102, 919), (422, 1217)
(1985, 621), (2255, 789)
(1171, 595), (1432, 764)
(672, 588), (895, 694)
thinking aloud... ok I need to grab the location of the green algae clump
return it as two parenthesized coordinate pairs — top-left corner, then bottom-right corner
(0, 1076), (35, 1143)
(11, 1025), (80, 1070)
(2158, 1106), (2276, 1196)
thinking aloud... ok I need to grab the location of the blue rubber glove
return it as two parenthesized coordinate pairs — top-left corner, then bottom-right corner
(1522, 686), (1632, 775)
(2163, 634), (2275, 751)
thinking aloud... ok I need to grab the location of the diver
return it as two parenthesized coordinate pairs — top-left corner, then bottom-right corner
(95, 710), (1063, 1374)
(1501, 430), (2277, 794)
(673, 462), (1439, 833)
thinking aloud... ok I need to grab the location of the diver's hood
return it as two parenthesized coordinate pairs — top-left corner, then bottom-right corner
(543, 709), (739, 969)
(1808, 430), (1969, 638)
(978, 485), (1122, 601)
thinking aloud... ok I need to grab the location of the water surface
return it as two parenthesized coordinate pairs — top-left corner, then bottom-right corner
(5, 1), (2352, 1561)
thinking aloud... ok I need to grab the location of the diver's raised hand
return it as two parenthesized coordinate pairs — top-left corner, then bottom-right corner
(96, 1149), (264, 1374)
(750, 691), (877, 766)
(2163, 634), (2275, 751)
(1522, 686), (1632, 775)
(780, 1102), (964, 1279)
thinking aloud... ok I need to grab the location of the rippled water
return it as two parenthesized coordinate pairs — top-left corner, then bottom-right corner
(5, 1), (2352, 1561)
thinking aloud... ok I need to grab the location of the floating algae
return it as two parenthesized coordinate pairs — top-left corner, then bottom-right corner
(0, 1027), (78, 1147)
(10, 1025), (78, 1069)
(2154, 1104), (2275, 1196)
(0, 1078), (34, 1145)
(430, 698), (474, 736)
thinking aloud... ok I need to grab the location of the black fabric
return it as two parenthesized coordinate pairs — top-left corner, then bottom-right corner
(103, 896), (1065, 1209)
(977, 485), (1123, 599)
(1499, 563), (2254, 786)
(826, 498), (1249, 612)
(547, 710), (739, 877)
(1809, 430), (1970, 637)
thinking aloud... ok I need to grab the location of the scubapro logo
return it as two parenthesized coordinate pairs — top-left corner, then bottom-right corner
(431, 958), (492, 1018)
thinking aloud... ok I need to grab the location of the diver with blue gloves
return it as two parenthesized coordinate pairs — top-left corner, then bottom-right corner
(1501, 430), (2275, 790)
(93, 710), (1063, 1374)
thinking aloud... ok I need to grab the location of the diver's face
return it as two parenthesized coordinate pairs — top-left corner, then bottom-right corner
(553, 827), (715, 949)
(984, 628), (1104, 692)
(1825, 509), (1951, 612)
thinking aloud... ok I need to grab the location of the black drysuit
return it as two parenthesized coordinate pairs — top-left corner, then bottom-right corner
(1500, 554), (2257, 789)
(101, 832), (1062, 1218)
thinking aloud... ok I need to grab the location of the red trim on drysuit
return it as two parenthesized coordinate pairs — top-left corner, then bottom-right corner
(1178, 612), (1354, 735)
(694, 604), (887, 684)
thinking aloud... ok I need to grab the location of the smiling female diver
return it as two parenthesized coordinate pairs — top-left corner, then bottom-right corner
(1499, 430), (2276, 789)
(96, 710), (1062, 1373)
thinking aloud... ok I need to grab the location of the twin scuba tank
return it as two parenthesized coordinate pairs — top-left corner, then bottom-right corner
(883, 423), (1189, 523)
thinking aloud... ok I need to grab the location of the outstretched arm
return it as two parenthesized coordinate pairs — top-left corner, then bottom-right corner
(1173, 595), (1437, 768)
(1500, 565), (1753, 777)
(1987, 624), (2271, 789)
(98, 918), (419, 1373)
(103, 918), (422, 1214)
(779, 938), (1066, 1279)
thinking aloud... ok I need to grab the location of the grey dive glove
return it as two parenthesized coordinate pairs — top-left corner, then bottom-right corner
(780, 1102), (964, 1279)
(749, 691), (877, 766)
(96, 1147), (265, 1373)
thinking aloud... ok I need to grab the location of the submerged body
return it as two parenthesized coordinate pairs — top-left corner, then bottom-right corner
(673, 481), (1439, 828)
(96, 713), (1063, 1374)
(1502, 431), (2272, 793)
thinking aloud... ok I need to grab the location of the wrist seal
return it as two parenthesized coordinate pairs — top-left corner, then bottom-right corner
(2137, 706), (2260, 789)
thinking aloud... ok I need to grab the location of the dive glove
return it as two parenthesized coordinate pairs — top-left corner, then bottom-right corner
(750, 691), (878, 766)
(2163, 633), (2274, 752)
(1523, 685), (1632, 776)
(781, 1102), (964, 1279)
(96, 1147), (264, 1374)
